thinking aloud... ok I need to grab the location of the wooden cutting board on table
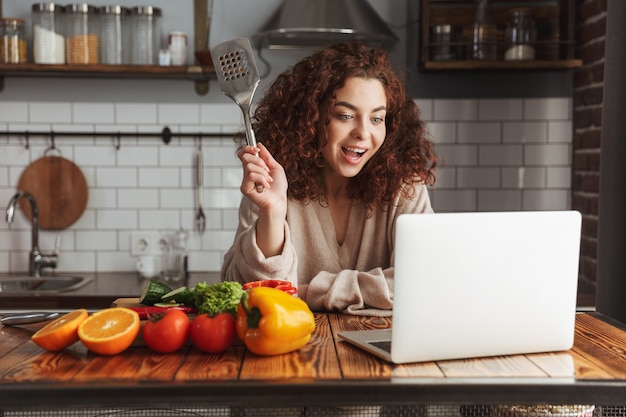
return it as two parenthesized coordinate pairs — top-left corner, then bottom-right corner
(112, 298), (142, 308)
(17, 155), (88, 230)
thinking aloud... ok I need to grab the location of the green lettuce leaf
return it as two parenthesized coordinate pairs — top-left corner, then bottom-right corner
(194, 281), (244, 317)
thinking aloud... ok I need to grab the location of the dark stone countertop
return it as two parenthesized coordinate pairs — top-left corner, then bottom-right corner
(0, 271), (221, 310)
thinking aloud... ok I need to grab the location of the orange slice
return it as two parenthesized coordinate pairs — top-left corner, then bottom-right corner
(31, 309), (89, 351)
(77, 307), (140, 355)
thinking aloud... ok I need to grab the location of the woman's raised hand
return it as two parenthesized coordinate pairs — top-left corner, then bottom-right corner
(237, 143), (288, 210)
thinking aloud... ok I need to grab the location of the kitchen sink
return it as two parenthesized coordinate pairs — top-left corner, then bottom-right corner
(0, 275), (93, 293)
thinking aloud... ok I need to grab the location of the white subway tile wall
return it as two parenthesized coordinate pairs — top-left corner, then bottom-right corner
(0, 98), (572, 274)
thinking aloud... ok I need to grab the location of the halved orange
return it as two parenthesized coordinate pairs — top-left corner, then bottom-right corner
(31, 309), (89, 351)
(77, 307), (140, 355)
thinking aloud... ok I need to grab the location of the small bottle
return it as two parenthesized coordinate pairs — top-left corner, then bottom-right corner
(468, 0), (497, 61)
(504, 8), (537, 61)
(0, 18), (27, 64)
(32, 3), (66, 64)
(65, 3), (99, 64)
(168, 31), (187, 66)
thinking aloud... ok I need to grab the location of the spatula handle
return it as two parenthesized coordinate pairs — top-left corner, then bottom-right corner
(243, 111), (258, 148)
(242, 109), (263, 192)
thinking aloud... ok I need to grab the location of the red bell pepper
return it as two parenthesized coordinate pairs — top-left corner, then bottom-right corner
(242, 279), (297, 295)
(127, 305), (197, 320)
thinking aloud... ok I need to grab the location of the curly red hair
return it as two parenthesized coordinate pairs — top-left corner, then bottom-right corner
(252, 42), (437, 211)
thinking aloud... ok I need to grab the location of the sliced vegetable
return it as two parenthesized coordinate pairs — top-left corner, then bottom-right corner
(139, 279), (172, 306)
(154, 302), (183, 308)
(161, 286), (195, 306)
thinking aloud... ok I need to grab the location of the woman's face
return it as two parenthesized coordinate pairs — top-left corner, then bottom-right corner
(320, 77), (387, 181)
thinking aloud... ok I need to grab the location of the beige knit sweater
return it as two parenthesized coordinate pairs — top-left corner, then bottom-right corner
(221, 182), (433, 316)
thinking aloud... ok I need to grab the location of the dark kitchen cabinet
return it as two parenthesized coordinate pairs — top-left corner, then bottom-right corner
(419, 0), (582, 71)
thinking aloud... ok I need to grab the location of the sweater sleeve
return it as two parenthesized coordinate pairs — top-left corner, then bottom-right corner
(301, 267), (394, 317)
(221, 197), (299, 288)
(300, 183), (432, 317)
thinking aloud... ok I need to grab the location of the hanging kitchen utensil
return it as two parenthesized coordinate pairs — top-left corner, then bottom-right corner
(16, 141), (88, 230)
(211, 37), (264, 193)
(194, 139), (206, 233)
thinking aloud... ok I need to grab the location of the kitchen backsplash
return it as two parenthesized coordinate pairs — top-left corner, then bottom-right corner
(0, 97), (572, 274)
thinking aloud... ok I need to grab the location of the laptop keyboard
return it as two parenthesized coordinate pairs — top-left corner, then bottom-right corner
(370, 340), (392, 353)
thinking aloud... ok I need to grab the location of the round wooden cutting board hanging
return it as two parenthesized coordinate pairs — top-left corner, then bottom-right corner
(17, 150), (88, 230)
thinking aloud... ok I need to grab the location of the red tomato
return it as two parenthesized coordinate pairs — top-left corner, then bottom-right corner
(190, 313), (236, 353)
(142, 309), (190, 354)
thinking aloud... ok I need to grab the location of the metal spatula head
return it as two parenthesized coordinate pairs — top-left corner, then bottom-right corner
(211, 38), (260, 148)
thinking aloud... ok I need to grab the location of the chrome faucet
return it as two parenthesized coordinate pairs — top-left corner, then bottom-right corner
(5, 191), (60, 277)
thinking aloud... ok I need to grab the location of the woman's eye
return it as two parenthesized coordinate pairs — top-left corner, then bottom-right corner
(372, 117), (384, 124)
(338, 114), (353, 121)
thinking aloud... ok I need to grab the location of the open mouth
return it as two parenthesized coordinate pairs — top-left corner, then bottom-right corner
(342, 146), (366, 161)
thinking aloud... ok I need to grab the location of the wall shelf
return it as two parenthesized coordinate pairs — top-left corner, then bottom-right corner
(0, 63), (214, 79)
(423, 59), (581, 71)
(419, 0), (581, 72)
(0, 0), (214, 94)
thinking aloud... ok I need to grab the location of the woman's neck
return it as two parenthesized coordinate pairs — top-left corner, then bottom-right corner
(322, 167), (349, 201)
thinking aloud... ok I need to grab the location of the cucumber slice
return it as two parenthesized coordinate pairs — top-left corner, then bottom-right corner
(139, 279), (172, 306)
(161, 286), (195, 306)
(154, 302), (183, 308)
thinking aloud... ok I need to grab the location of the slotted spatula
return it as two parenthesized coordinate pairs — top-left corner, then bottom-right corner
(211, 38), (263, 192)
(211, 37), (260, 149)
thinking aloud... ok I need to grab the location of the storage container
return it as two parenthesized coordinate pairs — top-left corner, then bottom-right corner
(65, 3), (99, 64)
(0, 18), (27, 64)
(98, 5), (130, 64)
(130, 6), (162, 65)
(32, 3), (65, 64)
(504, 8), (537, 61)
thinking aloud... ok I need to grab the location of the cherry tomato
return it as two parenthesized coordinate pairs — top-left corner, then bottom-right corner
(142, 309), (190, 354)
(190, 313), (236, 353)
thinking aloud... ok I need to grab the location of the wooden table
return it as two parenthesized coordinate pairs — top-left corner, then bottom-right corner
(0, 312), (625, 415)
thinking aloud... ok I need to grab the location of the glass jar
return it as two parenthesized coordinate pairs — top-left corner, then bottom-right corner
(468, 0), (497, 61)
(65, 3), (99, 64)
(504, 8), (537, 61)
(130, 6), (162, 65)
(32, 3), (65, 64)
(98, 5), (130, 65)
(430, 24), (462, 62)
(161, 229), (188, 287)
(0, 18), (28, 64)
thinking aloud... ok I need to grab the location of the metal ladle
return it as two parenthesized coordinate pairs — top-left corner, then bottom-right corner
(195, 138), (206, 233)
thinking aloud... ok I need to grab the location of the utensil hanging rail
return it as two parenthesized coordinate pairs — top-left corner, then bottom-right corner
(1, 126), (236, 149)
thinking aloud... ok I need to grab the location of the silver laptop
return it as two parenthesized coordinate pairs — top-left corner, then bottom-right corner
(339, 210), (582, 364)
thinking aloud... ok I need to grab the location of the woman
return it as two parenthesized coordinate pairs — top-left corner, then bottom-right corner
(222, 42), (438, 316)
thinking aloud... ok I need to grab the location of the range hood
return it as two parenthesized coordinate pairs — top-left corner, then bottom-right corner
(253, 0), (398, 50)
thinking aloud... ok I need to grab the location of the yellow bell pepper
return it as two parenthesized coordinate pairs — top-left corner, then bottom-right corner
(236, 286), (316, 356)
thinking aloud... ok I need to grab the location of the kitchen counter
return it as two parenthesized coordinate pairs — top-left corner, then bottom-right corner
(0, 272), (221, 310)
(0, 312), (625, 415)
